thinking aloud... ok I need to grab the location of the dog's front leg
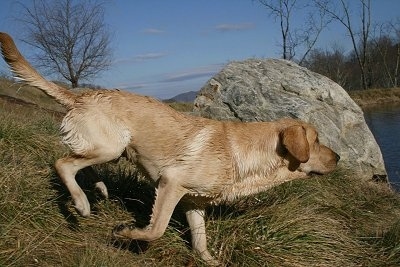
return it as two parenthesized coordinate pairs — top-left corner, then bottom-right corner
(114, 178), (187, 241)
(186, 209), (219, 266)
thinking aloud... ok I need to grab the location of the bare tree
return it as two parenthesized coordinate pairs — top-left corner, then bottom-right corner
(377, 19), (400, 87)
(370, 21), (400, 88)
(258, 0), (296, 60)
(316, 0), (371, 90)
(393, 19), (400, 87)
(304, 44), (349, 87)
(18, 0), (112, 88)
(258, 0), (330, 65)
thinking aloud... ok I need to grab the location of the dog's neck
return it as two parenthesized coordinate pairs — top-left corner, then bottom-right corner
(211, 161), (307, 204)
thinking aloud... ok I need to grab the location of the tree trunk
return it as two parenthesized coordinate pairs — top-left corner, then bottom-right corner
(71, 79), (78, 88)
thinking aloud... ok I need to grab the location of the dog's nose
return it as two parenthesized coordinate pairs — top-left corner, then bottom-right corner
(335, 153), (340, 162)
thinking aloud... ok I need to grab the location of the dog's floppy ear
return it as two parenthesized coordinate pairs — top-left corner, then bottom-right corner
(280, 125), (310, 171)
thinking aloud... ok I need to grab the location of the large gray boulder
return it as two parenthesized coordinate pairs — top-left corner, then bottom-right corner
(193, 58), (386, 180)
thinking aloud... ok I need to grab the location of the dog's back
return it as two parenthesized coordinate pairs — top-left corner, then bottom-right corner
(0, 32), (339, 265)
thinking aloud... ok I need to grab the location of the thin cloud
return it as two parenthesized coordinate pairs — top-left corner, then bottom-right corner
(160, 64), (224, 83)
(161, 71), (215, 83)
(127, 84), (147, 90)
(113, 64), (225, 99)
(215, 22), (255, 32)
(134, 52), (168, 61)
(113, 52), (168, 65)
(142, 28), (165, 34)
(118, 82), (148, 90)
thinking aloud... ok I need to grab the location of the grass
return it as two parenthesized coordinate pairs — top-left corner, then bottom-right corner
(165, 102), (194, 113)
(349, 87), (400, 107)
(1, 85), (400, 266)
(0, 78), (66, 113)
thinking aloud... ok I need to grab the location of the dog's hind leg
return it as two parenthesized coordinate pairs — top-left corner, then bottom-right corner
(55, 151), (120, 217)
(113, 177), (188, 241)
(186, 209), (219, 265)
(81, 167), (109, 198)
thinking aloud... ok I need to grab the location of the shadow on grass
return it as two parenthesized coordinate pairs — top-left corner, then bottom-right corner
(49, 160), (272, 263)
(49, 162), (197, 255)
(49, 172), (80, 230)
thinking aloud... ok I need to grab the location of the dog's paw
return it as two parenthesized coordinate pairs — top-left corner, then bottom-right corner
(112, 223), (129, 233)
(95, 181), (109, 198)
(112, 223), (134, 239)
(198, 250), (220, 266)
(72, 195), (91, 217)
(74, 204), (90, 217)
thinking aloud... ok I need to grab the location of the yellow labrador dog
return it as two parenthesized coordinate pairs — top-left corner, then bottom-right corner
(0, 32), (339, 265)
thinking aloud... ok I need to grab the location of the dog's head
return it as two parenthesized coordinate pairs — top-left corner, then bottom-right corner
(279, 120), (339, 175)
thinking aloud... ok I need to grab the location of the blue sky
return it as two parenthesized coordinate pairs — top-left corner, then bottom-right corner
(1, 0), (399, 99)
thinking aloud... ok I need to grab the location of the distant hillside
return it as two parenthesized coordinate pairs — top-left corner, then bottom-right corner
(0, 78), (66, 113)
(166, 90), (198, 102)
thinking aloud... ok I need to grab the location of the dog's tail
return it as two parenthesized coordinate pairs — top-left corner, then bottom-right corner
(0, 32), (76, 108)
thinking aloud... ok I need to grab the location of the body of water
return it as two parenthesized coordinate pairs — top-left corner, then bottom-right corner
(364, 104), (400, 190)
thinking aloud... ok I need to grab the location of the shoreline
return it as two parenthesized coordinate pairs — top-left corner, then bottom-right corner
(349, 87), (400, 108)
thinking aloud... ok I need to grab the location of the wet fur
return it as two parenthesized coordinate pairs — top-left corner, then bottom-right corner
(0, 32), (339, 265)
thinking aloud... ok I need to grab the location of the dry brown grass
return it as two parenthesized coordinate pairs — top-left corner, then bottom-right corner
(1, 83), (400, 266)
(349, 87), (400, 108)
(0, 78), (66, 113)
(165, 102), (194, 112)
